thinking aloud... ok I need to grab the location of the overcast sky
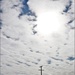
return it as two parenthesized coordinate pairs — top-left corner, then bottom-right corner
(0, 0), (75, 75)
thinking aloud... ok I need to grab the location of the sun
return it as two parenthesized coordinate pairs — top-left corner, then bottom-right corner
(35, 11), (63, 36)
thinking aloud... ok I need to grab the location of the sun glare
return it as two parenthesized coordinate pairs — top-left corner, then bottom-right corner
(35, 11), (64, 36)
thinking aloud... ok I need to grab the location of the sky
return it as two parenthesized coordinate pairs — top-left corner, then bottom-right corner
(0, 0), (75, 75)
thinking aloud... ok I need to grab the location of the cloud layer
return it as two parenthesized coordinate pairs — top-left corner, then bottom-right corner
(1, 0), (75, 75)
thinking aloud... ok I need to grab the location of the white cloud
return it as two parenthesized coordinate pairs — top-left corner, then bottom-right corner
(1, 0), (75, 75)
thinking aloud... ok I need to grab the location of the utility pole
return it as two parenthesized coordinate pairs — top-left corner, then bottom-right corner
(39, 66), (44, 75)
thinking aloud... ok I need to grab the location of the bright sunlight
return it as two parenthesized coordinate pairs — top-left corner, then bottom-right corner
(35, 11), (64, 35)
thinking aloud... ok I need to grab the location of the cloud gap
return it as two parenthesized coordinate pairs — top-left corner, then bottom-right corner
(0, 19), (2, 29)
(18, 0), (36, 18)
(67, 56), (75, 61)
(63, 0), (72, 13)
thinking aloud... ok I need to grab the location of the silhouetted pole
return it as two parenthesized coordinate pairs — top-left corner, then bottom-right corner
(39, 66), (44, 75)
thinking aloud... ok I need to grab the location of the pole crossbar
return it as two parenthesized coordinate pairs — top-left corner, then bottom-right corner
(39, 66), (44, 75)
